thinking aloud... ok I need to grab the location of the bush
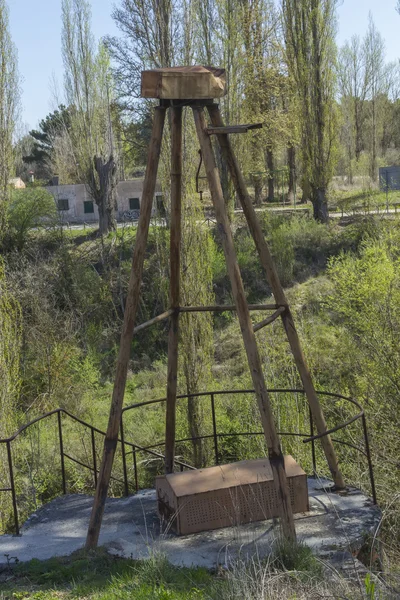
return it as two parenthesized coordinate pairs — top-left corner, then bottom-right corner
(6, 187), (57, 250)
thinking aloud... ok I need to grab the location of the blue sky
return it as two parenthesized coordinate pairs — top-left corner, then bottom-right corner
(8, 0), (400, 131)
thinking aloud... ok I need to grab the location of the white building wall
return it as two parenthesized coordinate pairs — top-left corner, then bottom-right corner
(46, 179), (163, 224)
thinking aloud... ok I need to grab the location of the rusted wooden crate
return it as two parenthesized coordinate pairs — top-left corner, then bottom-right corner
(156, 455), (308, 535)
(141, 66), (226, 100)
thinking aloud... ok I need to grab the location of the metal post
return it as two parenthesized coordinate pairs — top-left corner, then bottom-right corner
(362, 414), (377, 505)
(91, 428), (97, 488)
(120, 418), (129, 497)
(309, 406), (317, 477)
(386, 170), (389, 213)
(7, 442), (19, 536)
(210, 393), (219, 465)
(132, 446), (139, 493)
(57, 411), (66, 495)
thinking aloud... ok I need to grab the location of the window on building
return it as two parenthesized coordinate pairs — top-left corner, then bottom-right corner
(84, 200), (94, 214)
(58, 198), (69, 211)
(129, 197), (140, 210)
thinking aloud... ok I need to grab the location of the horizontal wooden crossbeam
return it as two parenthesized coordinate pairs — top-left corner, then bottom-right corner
(179, 303), (280, 313)
(206, 123), (263, 135)
(132, 304), (286, 335)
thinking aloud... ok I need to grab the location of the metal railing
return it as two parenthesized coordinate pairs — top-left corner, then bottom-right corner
(0, 389), (376, 536)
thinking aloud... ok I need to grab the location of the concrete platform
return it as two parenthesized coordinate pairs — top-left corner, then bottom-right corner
(0, 478), (381, 569)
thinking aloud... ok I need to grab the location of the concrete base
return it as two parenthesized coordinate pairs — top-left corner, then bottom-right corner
(0, 478), (381, 570)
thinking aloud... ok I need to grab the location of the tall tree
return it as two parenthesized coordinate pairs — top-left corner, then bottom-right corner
(22, 105), (72, 181)
(282, 0), (338, 222)
(0, 0), (19, 239)
(337, 35), (371, 179)
(108, 0), (215, 467)
(364, 15), (386, 181)
(61, 0), (117, 234)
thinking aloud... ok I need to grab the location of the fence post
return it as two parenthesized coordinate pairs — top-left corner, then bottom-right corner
(362, 414), (377, 505)
(7, 442), (19, 536)
(120, 417), (129, 497)
(91, 428), (97, 488)
(210, 393), (219, 465)
(57, 411), (66, 495)
(132, 446), (139, 493)
(308, 406), (317, 477)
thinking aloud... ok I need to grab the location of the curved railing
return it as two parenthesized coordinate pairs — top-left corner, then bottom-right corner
(0, 389), (376, 536)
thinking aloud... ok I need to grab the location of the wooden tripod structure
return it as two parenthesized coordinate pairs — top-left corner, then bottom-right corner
(86, 67), (345, 549)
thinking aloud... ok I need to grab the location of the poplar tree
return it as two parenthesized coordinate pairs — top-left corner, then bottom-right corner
(364, 15), (386, 182)
(109, 0), (215, 466)
(61, 0), (117, 234)
(282, 0), (338, 222)
(0, 0), (19, 239)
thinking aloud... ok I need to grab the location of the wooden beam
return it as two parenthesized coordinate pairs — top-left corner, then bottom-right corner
(85, 106), (166, 549)
(253, 307), (286, 332)
(165, 106), (183, 474)
(179, 303), (280, 313)
(206, 123), (262, 135)
(207, 103), (345, 489)
(133, 310), (174, 335)
(193, 106), (296, 542)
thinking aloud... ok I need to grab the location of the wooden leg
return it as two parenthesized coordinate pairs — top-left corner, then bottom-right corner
(165, 106), (183, 474)
(207, 103), (345, 489)
(193, 106), (296, 542)
(85, 106), (166, 549)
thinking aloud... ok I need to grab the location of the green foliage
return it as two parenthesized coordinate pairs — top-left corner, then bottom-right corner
(0, 258), (21, 530)
(6, 187), (57, 250)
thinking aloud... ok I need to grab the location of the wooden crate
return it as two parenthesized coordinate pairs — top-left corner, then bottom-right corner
(141, 66), (226, 99)
(156, 455), (308, 535)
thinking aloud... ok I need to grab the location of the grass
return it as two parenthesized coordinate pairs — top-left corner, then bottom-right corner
(0, 549), (217, 599)
(0, 545), (388, 600)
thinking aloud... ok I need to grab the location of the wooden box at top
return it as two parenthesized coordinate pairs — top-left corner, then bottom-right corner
(156, 455), (308, 535)
(141, 66), (226, 100)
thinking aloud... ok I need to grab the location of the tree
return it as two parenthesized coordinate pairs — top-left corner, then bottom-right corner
(105, 0), (174, 113)
(22, 105), (72, 181)
(364, 15), (386, 181)
(0, 258), (21, 530)
(61, 0), (117, 234)
(282, 0), (338, 223)
(7, 187), (57, 250)
(0, 0), (20, 239)
(338, 36), (371, 165)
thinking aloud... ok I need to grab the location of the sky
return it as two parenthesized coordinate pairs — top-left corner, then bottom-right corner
(8, 0), (400, 132)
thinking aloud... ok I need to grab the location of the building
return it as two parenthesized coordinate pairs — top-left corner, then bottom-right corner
(46, 179), (164, 223)
(379, 166), (400, 191)
(9, 177), (26, 189)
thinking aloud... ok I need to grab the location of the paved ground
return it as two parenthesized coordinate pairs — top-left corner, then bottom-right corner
(0, 478), (380, 570)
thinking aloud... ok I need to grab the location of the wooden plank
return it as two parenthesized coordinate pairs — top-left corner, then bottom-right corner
(253, 307), (286, 332)
(133, 310), (174, 334)
(207, 103), (345, 489)
(179, 303), (279, 313)
(165, 106), (183, 474)
(85, 106), (167, 549)
(206, 123), (262, 135)
(193, 106), (296, 542)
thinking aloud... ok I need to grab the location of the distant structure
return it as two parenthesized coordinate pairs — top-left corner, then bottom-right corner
(379, 166), (400, 191)
(9, 177), (26, 189)
(46, 179), (164, 223)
